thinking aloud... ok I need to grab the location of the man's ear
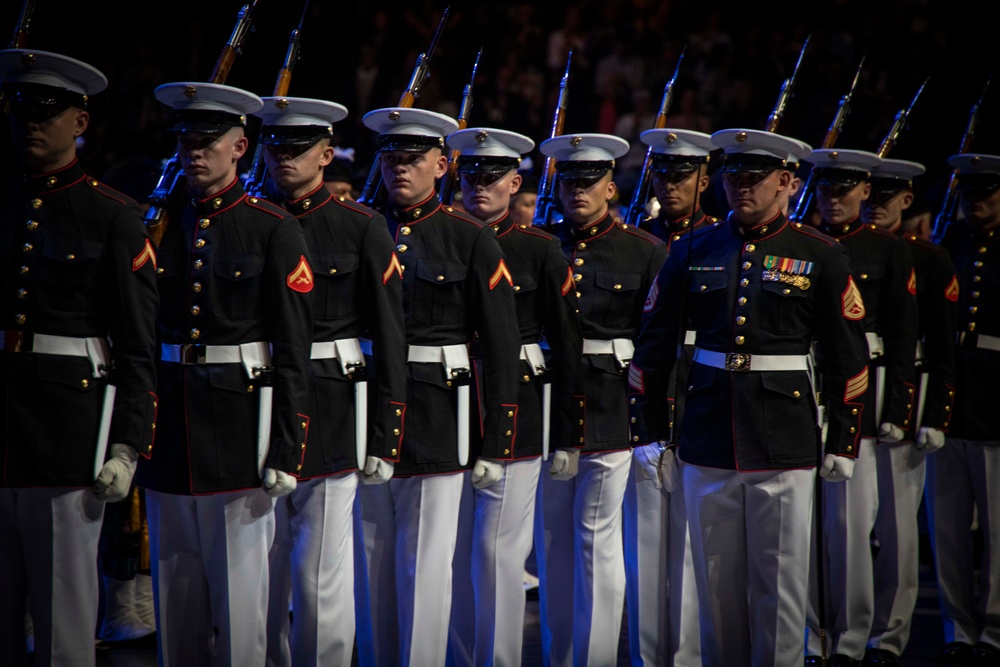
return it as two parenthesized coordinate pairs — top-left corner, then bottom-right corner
(232, 129), (249, 161)
(433, 149), (449, 179)
(73, 109), (89, 137)
(900, 191), (914, 210)
(860, 181), (871, 201)
(509, 172), (522, 196)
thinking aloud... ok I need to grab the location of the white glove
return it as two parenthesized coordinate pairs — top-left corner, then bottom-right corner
(471, 458), (504, 489)
(361, 456), (395, 485)
(549, 448), (580, 481)
(819, 453), (855, 482)
(263, 468), (298, 497)
(915, 426), (946, 453)
(633, 443), (663, 489)
(878, 422), (904, 444)
(93, 443), (138, 502)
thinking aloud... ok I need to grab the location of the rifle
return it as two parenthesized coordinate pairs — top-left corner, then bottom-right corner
(623, 46), (686, 227)
(531, 50), (573, 228)
(765, 35), (810, 133)
(439, 46), (482, 206)
(8, 0), (35, 49)
(145, 0), (261, 246)
(876, 76), (929, 158)
(932, 74), (992, 243)
(357, 6), (451, 207)
(244, 0), (310, 198)
(790, 57), (865, 223)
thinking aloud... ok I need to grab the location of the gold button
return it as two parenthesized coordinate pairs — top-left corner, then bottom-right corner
(629, 397), (636, 404)
(782, 289), (791, 295)
(738, 297), (747, 306)
(400, 226), (411, 235)
(153, 401), (158, 408)
(492, 225), (499, 232)
(152, 423), (157, 429)
(156, 267), (165, 275)
(630, 416), (637, 423)
(949, 390), (954, 397)
(17, 289), (27, 299)
(672, 235), (680, 242)
(579, 437), (585, 443)
(393, 428), (400, 436)
(507, 410), (514, 417)
(975, 261), (984, 268)
(969, 322), (977, 331)
(195, 239), (206, 249)
(740, 278), (749, 287)
(190, 328), (200, 339)
(300, 443), (305, 449)
(847, 445), (853, 451)
(19, 266), (28, 275)
(14, 314), (26, 324)
(735, 335), (745, 345)
(413, 208), (422, 217)
(699, 284), (707, 292)
(212, 198), (223, 209)
(850, 427), (856, 433)
(233, 271), (242, 278)
(573, 273), (582, 282)
(437, 275), (445, 282)
(505, 430), (512, 437)
(193, 282), (202, 292)
(247, 385), (255, 393)
(504, 448), (511, 455)
(193, 259), (203, 270)
(736, 316), (746, 325)
(632, 436), (639, 442)
(523, 375), (530, 382)
(446, 380), (452, 387)
(742, 261), (752, 270)
(297, 464), (303, 471)
(590, 227), (597, 236)
(199, 218), (211, 229)
(745, 243), (755, 252)
(860, 273), (868, 280)
(574, 258), (584, 266)
(575, 291), (581, 298)
(395, 409), (402, 417)
(397, 244), (408, 253)
(908, 388), (914, 394)
(979, 246), (988, 254)
(973, 275), (982, 283)
(613, 284), (622, 290)
(303, 199), (311, 210)
(972, 291), (981, 299)
(945, 405), (951, 411)
(851, 408), (858, 415)
(513, 285), (521, 292)
(793, 390), (801, 398)
(31, 198), (42, 209)
(577, 242), (587, 250)
(191, 305), (200, 315)
(761, 227), (768, 233)
(26, 221), (38, 231)
(579, 401), (584, 407)
(907, 403), (912, 409)
(391, 448), (398, 456)
(46, 176), (57, 187)
(81, 379), (89, 389)
(22, 243), (33, 253)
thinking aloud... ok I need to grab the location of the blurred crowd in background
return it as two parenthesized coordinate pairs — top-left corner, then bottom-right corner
(2, 0), (995, 219)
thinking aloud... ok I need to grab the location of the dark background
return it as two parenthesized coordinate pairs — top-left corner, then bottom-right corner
(3, 0), (998, 216)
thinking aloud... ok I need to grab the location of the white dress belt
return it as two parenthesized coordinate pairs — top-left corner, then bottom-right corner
(582, 338), (634, 369)
(520, 343), (548, 376)
(865, 332), (884, 359)
(1, 330), (110, 378)
(977, 333), (1000, 353)
(692, 347), (810, 372)
(160, 341), (271, 380)
(311, 338), (365, 375)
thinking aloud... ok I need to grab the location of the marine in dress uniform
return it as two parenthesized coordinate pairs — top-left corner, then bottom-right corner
(630, 129), (870, 666)
(252, 97), (407, 667)
(534, 133), (667, 667)
(927, 153), (1000, 664)
(626, 128), (719, 667)
(0, 49), (158, 667)
(805, 149), (918, 666)
(444, 127), (581, 667)
(860, 158), (957, 666)
(353, 108), (520, 667)
(135, 82), (314, 667)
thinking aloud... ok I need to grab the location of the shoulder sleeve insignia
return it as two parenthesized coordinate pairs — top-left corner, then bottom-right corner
(944, 274), (960, 302)
(643, 279), (659, 312)
(488, 258), (513, 290)
(845, 366), (869, 402)
(842, 276), (866, 321)
(287, 255), (314, 293)
(907, 268), (917, 296)
(628, 362), (645, 393)
(132, 238), (157, 272)
(561, 265), (574, 296)
(383, 252), (403, 285)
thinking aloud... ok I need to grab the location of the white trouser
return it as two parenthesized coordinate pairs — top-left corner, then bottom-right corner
(447, 472), (475, 667)
(623, 455), (701, 667)
(146, 489), (276, 667)
(0, 488), (104, 667)
(807, 437), (879, 660)
(684, 462), (815, 667)
(355, 472), (465, 667)
(869, 441), (926, 655)
(535, 449), (632, 667)
(266, 473), (358, 667)
(926, 438), (1000, 648)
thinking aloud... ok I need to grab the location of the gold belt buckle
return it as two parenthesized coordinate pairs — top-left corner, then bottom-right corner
(725, 353), (752, 372)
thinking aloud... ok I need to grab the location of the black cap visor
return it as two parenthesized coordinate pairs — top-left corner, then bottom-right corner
(555, 160), (613, 179)
(958, 173), (1000, 200)
(260, 125), (332, 147)
(457, 155), (520, 175)
(167, 109), (246, 135)
(3, 82), (85, 122)
(377, 133), (444, 153)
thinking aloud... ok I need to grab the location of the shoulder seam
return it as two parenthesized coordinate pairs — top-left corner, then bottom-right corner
(245, 197), (287, 219)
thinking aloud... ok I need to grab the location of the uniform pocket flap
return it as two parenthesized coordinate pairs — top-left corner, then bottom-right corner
(312, 252), (359, 278)
(41, 238), (103, 262)
(688, 271), (728, 293)
(595, 272), (641, 292)
(213, 254), (265, 280)
(759, 372), (810, 400)
(415, 259), (466, 284)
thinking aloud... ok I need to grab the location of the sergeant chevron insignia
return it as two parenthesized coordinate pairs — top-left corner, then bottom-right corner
(286, 255), (314, 293)
(945, 275), (960, 302)
(845, 366), (869, 401)
(841, 276), (865, 320)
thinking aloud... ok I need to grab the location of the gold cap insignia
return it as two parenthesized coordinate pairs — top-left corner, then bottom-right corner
(666, 132), (677, 143)
(388, 110), (401, 121)
(20, 53), (35, 67)
(476, 130), (489, 142)
(570, 136), (582, 146)
(275, 98), (290, 109)
(183, 85), (197, 99)
(735, 131), (747, 142)
(831, 151), (839, 159)
(972, 156), (982, 165)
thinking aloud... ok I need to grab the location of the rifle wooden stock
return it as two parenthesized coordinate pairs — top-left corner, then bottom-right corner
(146, 0), (261, 246)
(877, 77), (929, 159)
(359, 8), (451, 207)
(440, 48), (482, 206)
(765, 36), (810, 134)
(532, 51), (573, 228)
(624, 47), (686, 227)
(8, 0), (35, 49)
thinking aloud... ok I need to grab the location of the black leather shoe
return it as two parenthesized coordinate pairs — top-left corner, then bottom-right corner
(804, 657), (823, 666)
(972, 641), (1000, 665)
(830, 655), (862, 667)
(865, 647), (900, 666)
(937, 641), (976, 663)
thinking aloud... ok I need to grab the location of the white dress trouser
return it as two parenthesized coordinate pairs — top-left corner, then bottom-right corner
(355, 472), (465, 667)
(266, 473), (358, 667)
(448, 459), (542, 667)
(0, 488), (104, 667)
(146, 489), (276, 667)
(869, 441), (926, 655)
(684, 462), (815, 667)
(623, 455), (701, 666)
(926, 438), (1000, 648)
(807, 437), (879, 660)
(535, 449), (632, 667)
